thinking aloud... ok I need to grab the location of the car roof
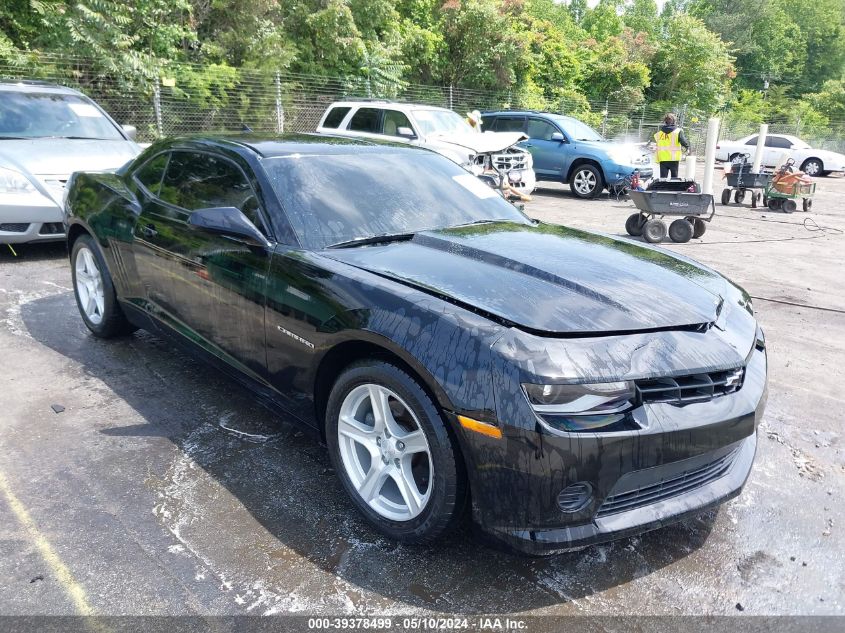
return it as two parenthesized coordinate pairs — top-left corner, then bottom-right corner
(483, 110), (579, 122)
(326, 100), (452, 114)
(158, 133), (430, 158)
(0, 80), (84, 96)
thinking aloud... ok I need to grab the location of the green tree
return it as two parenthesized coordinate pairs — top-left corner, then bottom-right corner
(624, 0), (659, 36)
(582, 0), (623, 40)
(648, 13), (734, 112)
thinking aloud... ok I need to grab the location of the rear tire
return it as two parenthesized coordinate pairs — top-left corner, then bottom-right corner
(325, 361), (467, 543)
(625, 213), (645, 236)
(782, 199), (797, 213)
(801, 158), (823, 177)
(803, 198), (812, 212)
(642, 219), (666, 243)
(668, 219), (694, 243)
(733, 189), (746, 204)
(721, 189), (731, 205)
(71, 235), (136, 338)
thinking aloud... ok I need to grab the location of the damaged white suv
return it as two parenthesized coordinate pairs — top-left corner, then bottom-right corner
(316, 100), (536, 196)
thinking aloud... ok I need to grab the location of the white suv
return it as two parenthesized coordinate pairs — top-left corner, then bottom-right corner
(316, 100), (536, 196)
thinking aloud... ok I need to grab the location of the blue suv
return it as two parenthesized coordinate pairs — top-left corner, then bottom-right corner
(481, 111), (653, 199)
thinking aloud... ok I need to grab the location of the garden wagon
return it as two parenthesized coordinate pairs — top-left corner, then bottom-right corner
(626, 180), (716, 243)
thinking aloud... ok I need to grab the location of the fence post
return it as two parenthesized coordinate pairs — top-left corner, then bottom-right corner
(448, 85), (453, 111)
(638, 106), (644, 141)
(275, 71), (284, 134)
(152, 76), (163, 138)
(795, 117), (801, 136)
(601, 97), (608, 137)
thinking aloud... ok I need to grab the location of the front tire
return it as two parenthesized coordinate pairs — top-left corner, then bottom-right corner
(642, 219), (666, 243)
(569, 164), (603, 199)
(325, 361), (467, 543)
(71, 235), (136, 338)
(625, 213), (645, 236)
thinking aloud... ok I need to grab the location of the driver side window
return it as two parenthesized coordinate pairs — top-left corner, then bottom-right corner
(382, 110), (413, 137)
(161, 152), (266, 233)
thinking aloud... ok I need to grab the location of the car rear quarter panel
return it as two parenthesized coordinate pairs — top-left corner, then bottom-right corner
(64, 170), (142, 297)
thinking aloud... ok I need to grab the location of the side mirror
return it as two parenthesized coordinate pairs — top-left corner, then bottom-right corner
(122, 124), (137, 141)
(550, 132), (565, 142)
(396, 126), (417, 139)
(188, 207), (270, 248)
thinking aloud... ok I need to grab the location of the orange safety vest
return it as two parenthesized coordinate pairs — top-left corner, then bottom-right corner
(654, 129), (682, 162)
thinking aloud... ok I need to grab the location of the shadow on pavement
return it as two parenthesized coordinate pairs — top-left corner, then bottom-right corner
(21, 292), (718, 614)
(0, 241), (66, 262)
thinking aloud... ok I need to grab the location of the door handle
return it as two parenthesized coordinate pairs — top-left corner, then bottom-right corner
(141, 223), (157, 238)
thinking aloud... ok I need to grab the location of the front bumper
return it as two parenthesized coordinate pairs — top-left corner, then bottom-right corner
(459, 329), (767, 556)
(483, 432), (756, 555)
(0, 198), (65, 243)
(605, 164), (653, 185)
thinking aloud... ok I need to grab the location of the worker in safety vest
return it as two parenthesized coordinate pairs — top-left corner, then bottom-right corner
(653, 113), (690, 178)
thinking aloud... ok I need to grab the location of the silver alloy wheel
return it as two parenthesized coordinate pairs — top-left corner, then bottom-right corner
(803, 160), (821, 176)
(75, 246), (105, 325)
(573, 168), (597, 195)
(337, 384), (433, 521)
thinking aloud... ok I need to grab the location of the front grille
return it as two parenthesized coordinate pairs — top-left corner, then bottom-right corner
(492, 148), (531, 172)
(0, 223), (30, 233)
(636, 367), (744, 405)
(39, 222), (64, 235)
(596, 448), (739, 517)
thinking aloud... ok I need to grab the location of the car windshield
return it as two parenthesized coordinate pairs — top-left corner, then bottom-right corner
(0, 91), (124, 140)
(263, 151), (530, 249)
(553, 116), (604, 142)
(412, 109), (474, 137)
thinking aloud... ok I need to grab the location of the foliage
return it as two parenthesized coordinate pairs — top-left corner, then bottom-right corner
(0, 0), (842, 132)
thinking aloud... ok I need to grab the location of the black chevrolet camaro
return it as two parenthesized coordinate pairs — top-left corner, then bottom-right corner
(63, 135), (767, 555)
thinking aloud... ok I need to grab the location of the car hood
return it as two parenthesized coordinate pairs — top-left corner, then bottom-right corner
(324, 222), (727, 335)
(426, 132), (528, 155)
(0, 138), (140, 176)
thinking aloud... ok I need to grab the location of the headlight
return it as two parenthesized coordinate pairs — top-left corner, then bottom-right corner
(0, 166), (37, 195)
(523, 381), (634, 413)
(523, 381), (636, 433)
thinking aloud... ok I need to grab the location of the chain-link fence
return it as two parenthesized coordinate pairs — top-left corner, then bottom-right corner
(2, 53), (844, 154)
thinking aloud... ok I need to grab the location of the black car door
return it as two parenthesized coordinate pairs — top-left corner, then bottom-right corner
(131, 150), (273, 382)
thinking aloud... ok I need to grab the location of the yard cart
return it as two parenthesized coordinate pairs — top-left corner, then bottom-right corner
(721, 154), (770, 208)
(626, 179), (715, 243)
(763, 159), (816, 213)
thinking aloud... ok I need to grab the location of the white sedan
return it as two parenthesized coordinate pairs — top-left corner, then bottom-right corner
(715, 133), (845, 177)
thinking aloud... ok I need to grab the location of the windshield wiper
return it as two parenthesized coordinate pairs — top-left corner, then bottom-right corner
(327, 232), (415, 249)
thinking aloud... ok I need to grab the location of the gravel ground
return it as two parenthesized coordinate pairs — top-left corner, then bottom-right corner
(0, 166), (843, 618)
